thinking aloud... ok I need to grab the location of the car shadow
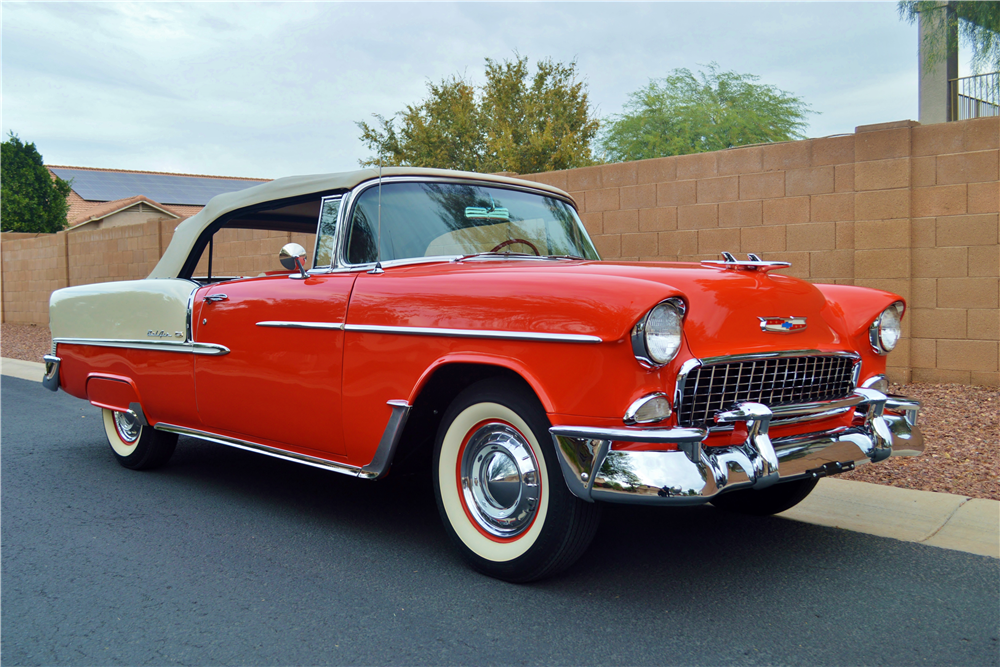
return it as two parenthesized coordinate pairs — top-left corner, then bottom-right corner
(153, 434), (918, 591)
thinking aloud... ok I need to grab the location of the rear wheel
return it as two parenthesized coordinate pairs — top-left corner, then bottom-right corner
(433, 379), (600, 582)
(102, 408), (177, 470)
(710, 477), (819, 516)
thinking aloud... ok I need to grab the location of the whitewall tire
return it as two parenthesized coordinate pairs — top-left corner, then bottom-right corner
(433, 379), (600, 582)
(102, 408), (177, 470)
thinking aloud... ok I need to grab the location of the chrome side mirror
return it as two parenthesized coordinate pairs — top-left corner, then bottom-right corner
(279, 243), (309, 280)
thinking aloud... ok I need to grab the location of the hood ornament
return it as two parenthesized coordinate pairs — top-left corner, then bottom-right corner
(702, 252), (791, 273)
(759, 316), (807, 333)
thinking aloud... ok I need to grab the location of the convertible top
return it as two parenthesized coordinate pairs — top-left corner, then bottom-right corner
(148, 167), (571, 279)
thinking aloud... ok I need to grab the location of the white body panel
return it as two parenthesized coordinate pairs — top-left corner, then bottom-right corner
(49, 279), (197, 342)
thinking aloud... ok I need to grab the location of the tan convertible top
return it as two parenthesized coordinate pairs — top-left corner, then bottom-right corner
(148, 167), (571, 279)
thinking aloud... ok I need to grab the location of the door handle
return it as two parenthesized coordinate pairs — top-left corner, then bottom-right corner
(205, 293), (228, 303)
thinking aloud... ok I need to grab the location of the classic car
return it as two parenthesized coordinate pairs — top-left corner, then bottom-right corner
(44, 167), (923, 582)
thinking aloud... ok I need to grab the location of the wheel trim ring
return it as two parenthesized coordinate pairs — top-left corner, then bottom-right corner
(455, 419), (543, 543)
(113, 410), (140, 444)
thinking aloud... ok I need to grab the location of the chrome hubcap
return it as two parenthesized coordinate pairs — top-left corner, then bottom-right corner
(460, 422), (540, 538)
(113, 411), (140, 443)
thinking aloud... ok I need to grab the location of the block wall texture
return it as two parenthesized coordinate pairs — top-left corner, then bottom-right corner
(3, 118), (997, 385)
(518, 117), (999, 386)
(1, 221), (312, 327)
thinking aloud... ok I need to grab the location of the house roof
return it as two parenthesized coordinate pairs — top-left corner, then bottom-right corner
(67, 195), (181, 229)
(48, 165), (270, 207)
(148, 167), (573, 279)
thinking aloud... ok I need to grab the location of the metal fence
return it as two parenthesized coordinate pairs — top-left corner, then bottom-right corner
(949, 72), (1000, 121)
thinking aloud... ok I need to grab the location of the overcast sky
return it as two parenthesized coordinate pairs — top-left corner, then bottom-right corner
(2, 1), (970, 180)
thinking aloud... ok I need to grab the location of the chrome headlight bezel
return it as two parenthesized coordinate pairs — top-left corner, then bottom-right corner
(869, 302), (904, 355)
(631, 297), (685, 367)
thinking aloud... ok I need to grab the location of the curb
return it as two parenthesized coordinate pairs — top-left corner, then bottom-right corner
(3, 357), (998, 559)
(781, 478), (999, 559)
(1, 357), (46, 382)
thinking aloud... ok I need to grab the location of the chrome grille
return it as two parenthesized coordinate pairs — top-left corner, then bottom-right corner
(676, 355), (858, 428)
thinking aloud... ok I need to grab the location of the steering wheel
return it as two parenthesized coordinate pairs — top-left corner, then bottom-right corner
(490, 238), (541, 256)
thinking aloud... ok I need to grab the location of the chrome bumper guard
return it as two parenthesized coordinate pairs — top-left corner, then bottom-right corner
(550, 389), (923, 505)
(42, 355), (61, 392)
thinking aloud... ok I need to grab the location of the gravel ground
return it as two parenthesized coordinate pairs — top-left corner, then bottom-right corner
(3, 323), (997, 500)
(2, 322), (52, 361)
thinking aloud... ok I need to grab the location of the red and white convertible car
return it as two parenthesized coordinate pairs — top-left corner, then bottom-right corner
(45, 168), (923, 581)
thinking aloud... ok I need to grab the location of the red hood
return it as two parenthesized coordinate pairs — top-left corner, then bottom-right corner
(350, 259), (901, 361)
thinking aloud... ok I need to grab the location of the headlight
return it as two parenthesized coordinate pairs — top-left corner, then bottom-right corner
(632, 298), (684, 366)
(869, 302), (903, 355)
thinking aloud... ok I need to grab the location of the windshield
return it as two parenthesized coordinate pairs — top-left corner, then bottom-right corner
(344, 182), (599, 265)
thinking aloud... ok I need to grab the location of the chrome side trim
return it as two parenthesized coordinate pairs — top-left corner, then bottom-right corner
(344, 324), (602, 344)
(42, 354), (61, 392)
(186, 288), (196, 341)
(153, 423), (365, 477)
(361, 400), (412, 480)
(52, 338), (230, 356)
(256, 321), (345, 330)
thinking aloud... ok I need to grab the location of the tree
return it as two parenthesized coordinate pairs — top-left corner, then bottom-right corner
(357, 56), (600, 174)
(598, 63), (812, 162)
(898, 1), (1000, 73)
(1, 133), (72, 233)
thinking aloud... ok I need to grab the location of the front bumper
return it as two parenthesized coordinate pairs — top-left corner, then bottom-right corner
(550, 389), (922, 505)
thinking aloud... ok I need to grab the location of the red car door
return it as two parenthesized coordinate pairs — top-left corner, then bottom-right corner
(192, 272), (357, 457)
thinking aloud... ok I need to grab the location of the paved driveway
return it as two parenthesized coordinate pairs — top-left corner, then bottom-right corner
(3, 376), (998, 666)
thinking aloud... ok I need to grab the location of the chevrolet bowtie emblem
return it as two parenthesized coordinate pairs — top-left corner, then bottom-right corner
(759, 316), (807, 333)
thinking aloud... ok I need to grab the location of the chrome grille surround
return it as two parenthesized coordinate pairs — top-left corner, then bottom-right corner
(674, 350), (861, 429)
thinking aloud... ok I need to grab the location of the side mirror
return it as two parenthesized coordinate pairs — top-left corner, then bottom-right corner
(279, 243), (309, 280)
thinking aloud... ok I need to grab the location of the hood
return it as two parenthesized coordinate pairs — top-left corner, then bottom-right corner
(350, 259), (901, 362)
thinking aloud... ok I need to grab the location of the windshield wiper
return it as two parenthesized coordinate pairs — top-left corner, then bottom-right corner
(454, 251), (540, 261)
(454, 252), (590, 262)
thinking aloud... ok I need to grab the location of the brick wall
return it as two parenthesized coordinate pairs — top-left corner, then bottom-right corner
(2, 118), (996, 385)
(517, 117), (999, 386)
(1, 220), (316, 327)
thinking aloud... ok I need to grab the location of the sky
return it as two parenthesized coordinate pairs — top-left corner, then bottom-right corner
(1, 1), (974, 180)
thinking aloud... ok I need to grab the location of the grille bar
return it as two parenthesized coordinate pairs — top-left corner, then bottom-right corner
(676, 355), (857, 428)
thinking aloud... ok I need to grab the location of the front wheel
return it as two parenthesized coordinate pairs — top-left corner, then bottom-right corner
(433, 379), (600, 582)
(709, 477), (819, 516)
(102, 408), (177, 470)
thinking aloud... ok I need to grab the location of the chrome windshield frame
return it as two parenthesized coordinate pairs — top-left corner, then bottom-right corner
(312, 193), (346, 271)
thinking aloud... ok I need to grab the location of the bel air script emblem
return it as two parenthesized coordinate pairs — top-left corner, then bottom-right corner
(758, 316), (807, 333)
(148, 329), (184, 339)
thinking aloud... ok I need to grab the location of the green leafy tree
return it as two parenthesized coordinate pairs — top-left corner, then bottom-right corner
(598, 64), (812, 162)
(898, 1), (1000, 73)
(357, 56), (600, 174)
(1, 133), (71, 233)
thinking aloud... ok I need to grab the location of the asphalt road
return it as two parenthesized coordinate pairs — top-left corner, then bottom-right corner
(2, 376), (998, 667)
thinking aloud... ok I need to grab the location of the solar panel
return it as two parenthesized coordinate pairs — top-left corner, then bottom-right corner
(49, 168), (268, 206)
